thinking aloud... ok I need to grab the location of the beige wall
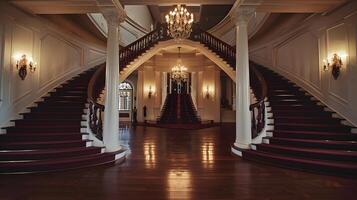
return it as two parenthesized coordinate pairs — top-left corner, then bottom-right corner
(0, 2), (106, 128)
(249, 2), (357, 126)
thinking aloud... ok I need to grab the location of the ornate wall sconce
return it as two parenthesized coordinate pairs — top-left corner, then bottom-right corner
(14, 54), (36, 80)
(204, 85), (214, 100)
(323, 53), (347, 80)
(148, 86), (153, 99)
(331, 53), (343, 80)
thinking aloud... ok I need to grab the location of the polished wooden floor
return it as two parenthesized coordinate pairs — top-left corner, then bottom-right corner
(1, 124), (357, 200)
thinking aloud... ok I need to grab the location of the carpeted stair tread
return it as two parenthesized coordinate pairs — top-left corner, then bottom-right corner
(0, 147), (102, 161)
(255, 143), (357, 161)
(0, 153), (116, 173)
(242, 149), (357, 176)
(267, 137), (357, 150)
(0, 132), (85, 141)
(272, 122), (351, 129)
(0, 139), (90, 147)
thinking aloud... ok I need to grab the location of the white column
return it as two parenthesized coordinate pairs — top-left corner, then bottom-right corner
(234, 8), (255, 149)
(102, 10), (125, 152)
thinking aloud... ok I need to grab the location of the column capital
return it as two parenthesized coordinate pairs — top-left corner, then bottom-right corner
(102, 8), (126, 26)
(233, 6), (256, 25)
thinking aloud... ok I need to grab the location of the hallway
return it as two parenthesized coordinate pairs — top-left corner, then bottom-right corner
(0, 124), (357, 200)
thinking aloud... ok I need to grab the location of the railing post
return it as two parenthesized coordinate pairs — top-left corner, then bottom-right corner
(233, 7), (255, 150)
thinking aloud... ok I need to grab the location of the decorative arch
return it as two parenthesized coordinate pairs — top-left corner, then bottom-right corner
(119, 39), (236, 83)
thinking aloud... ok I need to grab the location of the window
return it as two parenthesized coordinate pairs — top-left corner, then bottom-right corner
(119, 82), (133, 111)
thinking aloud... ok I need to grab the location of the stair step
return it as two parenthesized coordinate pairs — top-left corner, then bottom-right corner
(242, 149), (357, 176)
(12, 120), (81, 126)
(21, 113), (83, 119)
(270, 130), (357, 140)
(0, 153), (116, 173)
(267, 137), (357, 151)
(4, 126), (84, 133)
(0, 132), (85, 142)
(0, 140), (90, 150)
(0, 147), (101, 161)
(255, 143), (357, 162)
(271, 110), (332, 117)
(273, 122), (351, 132)
(270, 116), (341, 124)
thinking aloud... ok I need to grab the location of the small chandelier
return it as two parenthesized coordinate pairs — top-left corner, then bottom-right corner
(165, 4), (194, 40)
(171, 47), (188, 82)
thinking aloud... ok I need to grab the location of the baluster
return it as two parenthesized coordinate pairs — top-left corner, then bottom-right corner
(97, 107), (103, 140)
(251, 107), (256, 138)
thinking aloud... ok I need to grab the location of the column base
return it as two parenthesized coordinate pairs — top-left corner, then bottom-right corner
(105, 145), (122, 153)
(231, 142), (251, 157)
(234, 142), (250, 149)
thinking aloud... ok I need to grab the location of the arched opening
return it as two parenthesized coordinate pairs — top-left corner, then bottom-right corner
(119, 82), (134, 121)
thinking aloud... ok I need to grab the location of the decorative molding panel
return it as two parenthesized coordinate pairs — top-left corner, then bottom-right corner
(326, 23), (349, 105)
(39, 33), (82, 89)
(87, 48), (106, 65)
(275, 32), (321, 91)
(11, 23), (35, 103)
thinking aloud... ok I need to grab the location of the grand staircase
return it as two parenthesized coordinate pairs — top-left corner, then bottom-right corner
(0, 68), (122, 173)
(1, 22), (356, 175)
(159, 93), (200, 124)
(241, 65), (357, 176)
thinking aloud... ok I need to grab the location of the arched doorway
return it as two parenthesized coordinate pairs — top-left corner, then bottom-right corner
(119, 82), (133, 121)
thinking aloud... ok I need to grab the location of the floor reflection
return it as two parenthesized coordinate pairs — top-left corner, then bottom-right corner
(167, 169), (192, 200)
(201, 142), (214, 168)
(200, 134), (216, 169)
(143, 141), (156, 169)
(119, 123), (131, 150)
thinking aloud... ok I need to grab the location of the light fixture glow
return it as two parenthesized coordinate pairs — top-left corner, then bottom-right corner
(165, 4), (194, 40)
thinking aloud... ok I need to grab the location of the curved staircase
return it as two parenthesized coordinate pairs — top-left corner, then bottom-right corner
(241, 65), (357, 176)
(0, 68), (123, 174)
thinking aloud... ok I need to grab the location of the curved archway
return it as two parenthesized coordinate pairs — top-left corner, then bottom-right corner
(119, 39), (236, 83)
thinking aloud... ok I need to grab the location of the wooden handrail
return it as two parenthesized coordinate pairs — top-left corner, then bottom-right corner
(87, 23), (268, 141)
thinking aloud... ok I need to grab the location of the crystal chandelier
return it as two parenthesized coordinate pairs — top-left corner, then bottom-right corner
(171, 47), (188, 82)
(165, 4), (194, 40)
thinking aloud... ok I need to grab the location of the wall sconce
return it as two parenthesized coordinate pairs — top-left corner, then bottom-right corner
(204, 85), (214, 100)
(148, 86), (153, 99)
(205, 86), (210, 99)
(323, 53), (347, 80)
(14, 54), (36, 80)
(322, 59), (329, 71)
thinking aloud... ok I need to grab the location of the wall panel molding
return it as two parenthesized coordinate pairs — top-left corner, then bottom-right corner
(0, 2), (106, 127)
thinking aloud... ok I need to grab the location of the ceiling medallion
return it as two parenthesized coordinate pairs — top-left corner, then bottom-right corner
(165, 4), (194, 40)
(171, 47), (188, 82)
